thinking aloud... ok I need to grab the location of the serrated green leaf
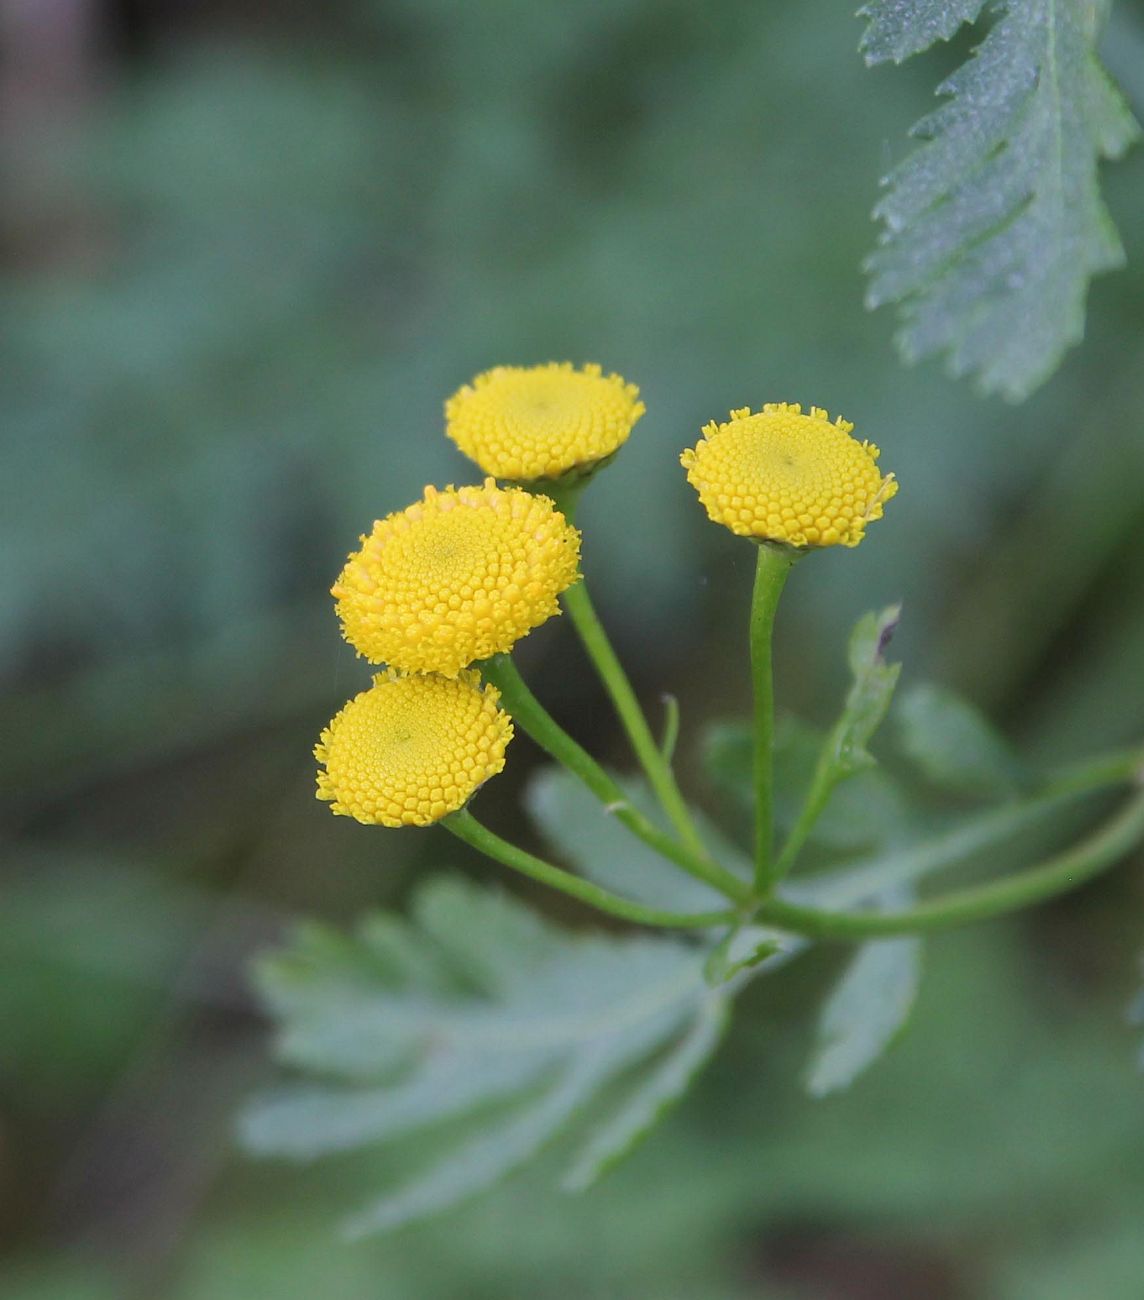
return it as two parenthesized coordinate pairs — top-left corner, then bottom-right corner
(242, 875), (730, 1234)
(562, 997), (730, 1192)
(524, 766), (746, 912)
(860, 0), (986, 64)
(806, 892), (923, 1098)
(864, 0), (1140, 399)
(896, 682), (1025, 798)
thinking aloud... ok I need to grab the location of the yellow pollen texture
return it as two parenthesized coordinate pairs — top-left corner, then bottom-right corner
(332, 479), (581, 675)
(680, 403), (897, 548)
(445, 362), (645, 480)
(315, 669), (513, 827)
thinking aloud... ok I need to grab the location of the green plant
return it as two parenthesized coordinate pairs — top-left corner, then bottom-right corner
(859, 0), (1139, 399)
(239, 368), (1144, 1236)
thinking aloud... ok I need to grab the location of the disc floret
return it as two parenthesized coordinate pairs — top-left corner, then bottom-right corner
(681, 402), (897, 547)
(445, 362), (645, 481)
(333, 479), (581, 676)
(315, 669), (513, 827)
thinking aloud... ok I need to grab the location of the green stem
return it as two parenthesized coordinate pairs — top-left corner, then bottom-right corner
(560, 578), (708, 861)
(534, 476), (707, 861)
(775, 744), (1144, 910)
(481, 653), (750, 904)
(755, 785), (1144, 941)
(778, 746), (1144, 901)
(1037, 747), (1144, 799)
(659, 694), (680, 764)
(773, 779), (832, 883)
(443, 808), (736, 929)
(750, 543), (798, 893)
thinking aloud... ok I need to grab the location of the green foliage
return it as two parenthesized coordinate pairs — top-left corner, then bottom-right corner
(824, 604), (903, 778)
(859, 0), (986, 62)
(861, 0), (1139, 399)
(246, 717), (987, 1233)
(527, 764), (806, 987)
(771, 605), (905, 869)
(805, 908), (923, 1097)
(703, 717), (907, 854)
(247, 593), (1004, 1234)
(241, 876), (732, 1233)
(5, 0), (1144, 1288)
(242, 558), (1144, 1234)
(896, 681), (1026, 798)
(244, 746), (1140, 1232)
(778, 611), (922, 1093)
(702, 928), (785, 986)
(561, 996), (729, 1192)
(42, 927), (1130, 1299)
(524, 766), (750, 910)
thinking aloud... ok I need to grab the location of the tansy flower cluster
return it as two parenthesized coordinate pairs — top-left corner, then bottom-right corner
(264, 357), (1144, 1232)
(317, 478), (579, 826)
(316, 363), (896, 832)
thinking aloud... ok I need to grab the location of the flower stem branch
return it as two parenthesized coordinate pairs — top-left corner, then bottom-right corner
(750, 542), (798, 894)
(480, 653), (750, 904)
(538, 478), (710, 862)
(560, 579), (709, 861)
(754, 784), (1144, 941)
(443, 808), (736, 929)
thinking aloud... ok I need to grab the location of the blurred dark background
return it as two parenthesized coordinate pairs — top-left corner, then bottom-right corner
(3, 1), (1144, 1296)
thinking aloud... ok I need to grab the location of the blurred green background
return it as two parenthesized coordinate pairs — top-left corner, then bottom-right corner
(4, 1), (1144, 1296)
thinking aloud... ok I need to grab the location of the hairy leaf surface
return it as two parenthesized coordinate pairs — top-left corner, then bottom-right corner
(861, 0), (1139, 399)
(860, 0), (987, 63)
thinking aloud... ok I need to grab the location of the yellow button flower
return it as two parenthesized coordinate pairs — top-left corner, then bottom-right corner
(681, 403), (897, 548)
(333, 479), (581, 676)
(445, 362), (645, 481)
(315, 669), (513, 827)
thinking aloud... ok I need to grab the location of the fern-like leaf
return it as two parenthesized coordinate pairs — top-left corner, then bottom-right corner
(861, 0), (1139, 399)
(240, 876), (732, 1235)
(860, 0), (988, 63)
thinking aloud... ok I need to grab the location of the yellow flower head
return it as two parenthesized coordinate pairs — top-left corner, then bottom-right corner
(315, 669), (513, 827)
(680, 403), (897, 548)
(445, 362), (645, 480)
(332, 479), (580, 675)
